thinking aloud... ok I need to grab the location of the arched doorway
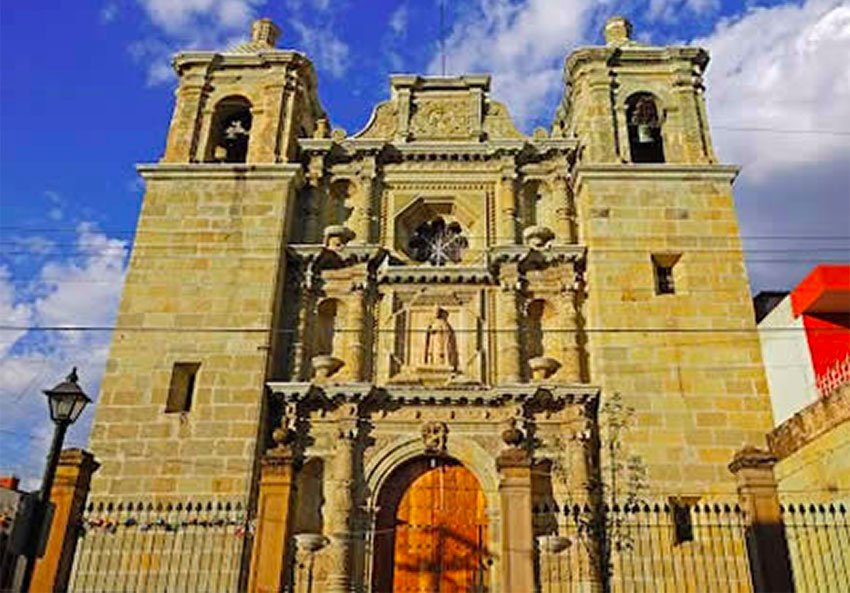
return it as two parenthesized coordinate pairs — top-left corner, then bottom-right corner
(372, 456), (489, 593)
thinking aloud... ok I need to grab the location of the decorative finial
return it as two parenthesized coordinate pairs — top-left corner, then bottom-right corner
(67, 367), (79, 384)
(604, 15), (632, 46)
(251, 18), (281, 48)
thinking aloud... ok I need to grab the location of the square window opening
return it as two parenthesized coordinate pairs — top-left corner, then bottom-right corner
(165, 362), (200, 413)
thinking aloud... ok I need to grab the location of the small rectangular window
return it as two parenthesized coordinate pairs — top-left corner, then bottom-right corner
(652, 253), (681, 295)
(670, 497), (698, 545)
(165, 362), (200, 413)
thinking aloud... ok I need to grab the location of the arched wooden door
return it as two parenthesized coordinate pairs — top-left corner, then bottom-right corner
(372, 457), (489, 593)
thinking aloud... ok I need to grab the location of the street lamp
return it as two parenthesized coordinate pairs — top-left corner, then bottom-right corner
(18, 368), (91, 592)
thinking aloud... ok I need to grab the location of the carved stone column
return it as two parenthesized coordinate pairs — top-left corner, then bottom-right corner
(163, 80), (207, 162)
(497, 276), (522, 384)
(558, 285), (582, 383)
(552, 175), (577, 244)
(304, 158), (325, 243)
(292, 280), (315, 381)
(496, 159), (518, 245)
(351, 160), (376, 244)
(324, 424), (357, 593)
(344, 285), (367, 382)
(729, 446), (795, 593)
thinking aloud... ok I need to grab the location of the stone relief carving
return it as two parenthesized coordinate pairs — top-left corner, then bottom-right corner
(356, 102), (398, 139)
(410, 99), (468, 139)
(482, 101), (524, 139)
(421, 421), (448, 453)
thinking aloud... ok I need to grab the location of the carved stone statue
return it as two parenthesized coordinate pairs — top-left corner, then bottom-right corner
(424, 306), (458, 369)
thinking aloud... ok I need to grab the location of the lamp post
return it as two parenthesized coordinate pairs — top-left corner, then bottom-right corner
(18, 367), (91, 593)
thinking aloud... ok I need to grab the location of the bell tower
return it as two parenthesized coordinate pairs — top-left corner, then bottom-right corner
(556, 15), (716, 165)
(162, 17), (324, 164)
(557, 17), (773, 493)
(88, 19), (326, 500)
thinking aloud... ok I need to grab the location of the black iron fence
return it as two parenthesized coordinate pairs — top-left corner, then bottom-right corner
(783, 502), (850, 593)
(69, 499), (249, 593)
(534, 502), (753, 593)
(63, 497), (850, 592)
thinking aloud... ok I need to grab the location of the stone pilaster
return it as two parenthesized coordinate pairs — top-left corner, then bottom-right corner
(31, 449), (99, 593)
(728, 446), (795, 593)
(162, 79), (207, 163)
(249, 81), (286, 163)
(497, 446), (535, 593)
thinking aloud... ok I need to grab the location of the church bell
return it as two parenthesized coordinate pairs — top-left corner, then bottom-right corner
(637, 123), (654, 143)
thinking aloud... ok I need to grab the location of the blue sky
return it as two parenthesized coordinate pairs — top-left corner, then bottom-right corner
(1, 0), (849, 486)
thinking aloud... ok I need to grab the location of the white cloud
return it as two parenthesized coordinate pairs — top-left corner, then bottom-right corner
(136, 0), (264, 35)
(697, 0), (850, 180)
(389, 4), (408, 37)
(647, 0), (720, 22)
(290, 18), (351, 78)
(100, 3), (119, 23)
(0, 223), (128, 488)
(129, 0), (269, 84)
(429, 0), (597, 127)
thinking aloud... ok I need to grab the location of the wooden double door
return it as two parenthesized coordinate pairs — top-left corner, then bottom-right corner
(373, 457), (489, 593)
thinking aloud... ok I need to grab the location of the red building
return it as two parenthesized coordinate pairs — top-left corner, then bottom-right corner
(756, 265), (850, 423)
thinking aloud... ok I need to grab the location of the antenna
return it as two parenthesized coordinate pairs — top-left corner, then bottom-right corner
(440, 0), (446, 76)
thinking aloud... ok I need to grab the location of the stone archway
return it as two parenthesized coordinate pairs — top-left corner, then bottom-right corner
(372, 455), (490, 593)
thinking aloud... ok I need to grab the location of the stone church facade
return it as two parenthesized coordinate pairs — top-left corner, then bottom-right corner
(82, 15), (774, 593)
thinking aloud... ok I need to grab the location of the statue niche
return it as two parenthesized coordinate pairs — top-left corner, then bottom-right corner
(423, 306), (458, 370)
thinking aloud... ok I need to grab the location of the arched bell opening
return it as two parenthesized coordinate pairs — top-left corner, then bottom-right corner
(626, 92), (665, 163)
(371, 455), (490, 593)
(206, 95), (253, 163)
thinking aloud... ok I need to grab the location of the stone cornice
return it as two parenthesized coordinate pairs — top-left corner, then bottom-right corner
(768, 384), (850, 461)
(266, 381), (600, 408)
(377, 263), (493, 285)
(565, 45), (708, 78)
(573, 164), (739, 191)
(137, 163), (304, 181)
(297, 138), (577, 163)
(490, 245), (587, 266)
(172, 50), (313, 74)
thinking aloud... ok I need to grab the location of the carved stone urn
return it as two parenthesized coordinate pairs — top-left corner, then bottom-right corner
(311, 355), (345, 381)
(523, 225), (555, 250)
(528, 356), (561, 381)
(323, 225), (355, 250)
(294, 533), (329, 554)
(536, 534), (572, 554)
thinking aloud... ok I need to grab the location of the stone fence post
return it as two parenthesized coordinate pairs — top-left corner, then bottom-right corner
(30, 448), (99, 593)
(249, 445), (298, 593)
(728, 446), (796, 593)
(497, 446), (535, 593)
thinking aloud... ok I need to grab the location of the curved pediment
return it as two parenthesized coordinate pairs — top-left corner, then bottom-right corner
(352, 75), (527, 142)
